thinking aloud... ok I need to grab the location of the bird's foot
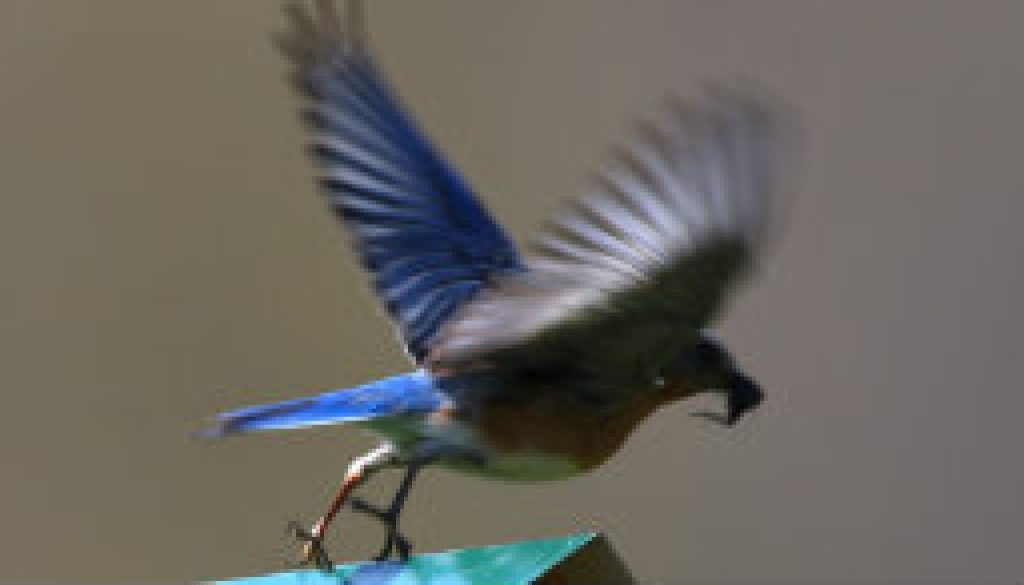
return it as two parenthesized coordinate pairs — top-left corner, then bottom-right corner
(288, 520), (333, 570)
(349, 497), (412, 562)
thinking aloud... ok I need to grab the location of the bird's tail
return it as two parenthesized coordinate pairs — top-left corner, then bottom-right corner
(200, 371), (444, 438)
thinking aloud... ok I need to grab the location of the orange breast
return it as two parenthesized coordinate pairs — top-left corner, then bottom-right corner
(474, 389), (669, 472)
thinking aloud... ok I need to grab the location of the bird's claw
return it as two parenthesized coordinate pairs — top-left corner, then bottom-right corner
(288, 520), (333, 570)
(349, 496), (390, 521)
(370, 531), (411, 563)
(349, 497), (413, 562)
(375, 535), (411, 562)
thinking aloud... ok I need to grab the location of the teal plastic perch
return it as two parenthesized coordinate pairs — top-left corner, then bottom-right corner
(211, 533), (633, 585)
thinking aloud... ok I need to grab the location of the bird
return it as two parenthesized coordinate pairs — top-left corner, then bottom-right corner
(203, 0), (794, 570)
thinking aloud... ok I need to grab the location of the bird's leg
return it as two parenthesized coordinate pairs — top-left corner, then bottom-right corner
(354, 441), (456, 562)
(292, 442), (398, 570)
(369, 461), (426, 561)
(348, 497), (413, 558)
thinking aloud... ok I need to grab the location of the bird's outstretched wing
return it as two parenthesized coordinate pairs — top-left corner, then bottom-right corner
(277, 0), (523, 362)
(429, 86), (794, 392)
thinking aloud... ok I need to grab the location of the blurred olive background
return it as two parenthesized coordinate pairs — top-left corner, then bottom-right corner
(1, 1), (1022, 582)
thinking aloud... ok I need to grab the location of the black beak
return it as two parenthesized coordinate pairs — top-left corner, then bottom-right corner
(726, 373), (763, 425)
(690, 373), (764, 427)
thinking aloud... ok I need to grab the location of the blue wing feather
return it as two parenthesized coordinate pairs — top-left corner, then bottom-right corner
(283, 9), (524, 361)
(203, 371), (445, 438)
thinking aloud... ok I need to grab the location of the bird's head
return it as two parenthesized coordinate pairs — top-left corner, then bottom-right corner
(658, 333), (763, 425)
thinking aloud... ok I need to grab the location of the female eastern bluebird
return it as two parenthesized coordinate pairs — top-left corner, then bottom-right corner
(204, 0), (794, 569)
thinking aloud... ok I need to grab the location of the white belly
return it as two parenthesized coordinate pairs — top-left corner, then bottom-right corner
(442, 450), (583, 482)
(362, 416), (584, 481)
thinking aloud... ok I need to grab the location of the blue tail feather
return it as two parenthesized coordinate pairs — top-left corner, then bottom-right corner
(202, 371), (444, 438)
